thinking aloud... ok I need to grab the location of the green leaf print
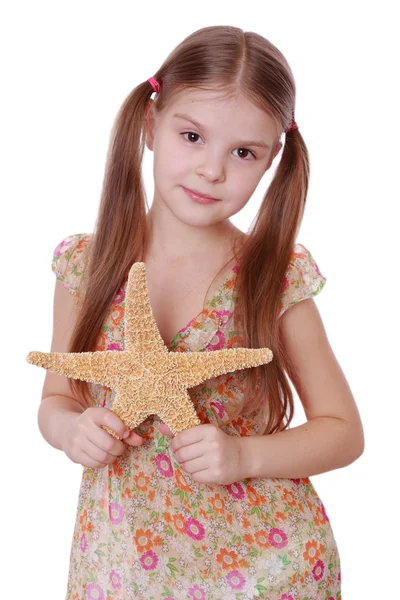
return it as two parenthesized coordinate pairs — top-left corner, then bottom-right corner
(94, 547), (106, 562)
(254, 580), (267, 595)
(106, 590), (114, 597)
(112, 530), (121, 542)
(249, 546), (259, 557)
(166, 561), (179, 576)
(250, 505), (262, 518)
(72, 264), (82, 278)
(174, 488), (191, 503)
(193, 545), (203, 558)
(232, 535), (241, 544)
(162, 585), (174, 598)
(278, 553), (291, 566)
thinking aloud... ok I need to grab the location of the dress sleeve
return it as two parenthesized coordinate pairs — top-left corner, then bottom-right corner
(51, 233), (92, 296)
(279, 243), (327, 318)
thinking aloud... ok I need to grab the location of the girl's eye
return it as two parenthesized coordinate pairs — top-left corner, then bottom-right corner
(181, 132), (256, 160)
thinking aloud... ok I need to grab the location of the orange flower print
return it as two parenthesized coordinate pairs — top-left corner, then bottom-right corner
(216, 548), (240, 571)
(303, 539), (322, 565)
(133, 528), (154, 553)
(133, 470), (150, 493)
(254, 529), (270, 548)
(210, 493), (225, 514)
(110, 304), (124, 327)
(282, 487), (297, 507)
(172, 513), (186, 534)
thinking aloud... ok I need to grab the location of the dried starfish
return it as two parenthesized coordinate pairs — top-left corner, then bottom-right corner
(27, 262), (273, 438)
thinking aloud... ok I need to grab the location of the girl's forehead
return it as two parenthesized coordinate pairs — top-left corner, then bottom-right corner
(163, 88), (279, 140)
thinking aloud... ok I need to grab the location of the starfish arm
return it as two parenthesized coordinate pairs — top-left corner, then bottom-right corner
(124, 263), (169, 358)
(107, 384), (155, 432)
(175, 347), (274, 387)
(26, 350), (124, 389)
(155, 388), (202, 435)
(104, 380), (201, 437)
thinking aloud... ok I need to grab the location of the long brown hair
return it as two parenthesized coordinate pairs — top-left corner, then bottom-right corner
(68, 25), (308, 434)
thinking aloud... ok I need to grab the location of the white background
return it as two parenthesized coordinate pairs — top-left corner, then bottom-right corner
(2, 1), (398, 598)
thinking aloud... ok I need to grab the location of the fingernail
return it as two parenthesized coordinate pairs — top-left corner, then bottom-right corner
(123, 431), (130, 438)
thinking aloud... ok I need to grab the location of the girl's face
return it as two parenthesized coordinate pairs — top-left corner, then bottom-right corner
(144, 88), (282, 227)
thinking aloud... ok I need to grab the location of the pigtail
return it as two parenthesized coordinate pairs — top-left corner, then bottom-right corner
(233, 124), (309, 433)
(67, 79), (157, 408)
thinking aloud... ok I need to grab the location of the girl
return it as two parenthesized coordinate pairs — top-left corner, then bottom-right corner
(39, 25), (364, 600)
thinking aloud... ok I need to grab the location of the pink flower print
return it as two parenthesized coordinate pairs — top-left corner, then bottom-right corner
(140, 549), (158, 571)
(80, 532), (88, 553)
(314, 260), (326, 282)
(86, 582), (105, 600)
(216, 308), (231, 321)
(185, 517), (206, 541)
(269, 528), (288, 549)
(312, 558), (325, 580)
(208, 329), (226, 350)
(188, 584), (206, 599)
(227, 570), (246, 590)
(114, 287), (126, 305)
(320, 501), (330, 523)
(54, 239), (73, 256)
(280, 274), (290, 294)
(106, 342), (122, 351)
(155, 453), (174, 477)
(109, 502), (125, 525)
(226, 481), (246, 500)
(109, 569), (122, 590)
(279, 595), (294, 600)
(291, 478), (301, 485)
(210, 400), (225, 419)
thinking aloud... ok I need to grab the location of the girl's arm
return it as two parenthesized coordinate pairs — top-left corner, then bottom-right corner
(239, 297), (364, 479)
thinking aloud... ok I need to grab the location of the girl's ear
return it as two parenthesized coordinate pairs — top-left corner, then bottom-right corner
(144, 99), (156, 151)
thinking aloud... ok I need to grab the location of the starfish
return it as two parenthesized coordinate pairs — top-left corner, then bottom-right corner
(27, 262), (273, 438)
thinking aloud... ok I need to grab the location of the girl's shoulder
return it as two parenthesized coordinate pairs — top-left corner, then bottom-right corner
(51, 232), (93, 296)
(279, 242), (327, 318)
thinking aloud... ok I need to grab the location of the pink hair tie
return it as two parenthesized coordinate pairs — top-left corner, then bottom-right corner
(147, 77), (160, 93)
(287, 120), (299, 132)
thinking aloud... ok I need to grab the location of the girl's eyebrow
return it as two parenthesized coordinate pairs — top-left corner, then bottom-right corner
(173, 112), (271, 149)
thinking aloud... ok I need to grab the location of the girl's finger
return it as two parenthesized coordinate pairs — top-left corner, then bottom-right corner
(159, 422), (174, 436)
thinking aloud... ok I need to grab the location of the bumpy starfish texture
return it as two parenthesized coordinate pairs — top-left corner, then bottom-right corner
(27, 262), (273, 438)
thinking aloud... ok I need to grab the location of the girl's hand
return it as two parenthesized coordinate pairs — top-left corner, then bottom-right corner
(159, 422), (243, 485)
(61, 407), (143, 469)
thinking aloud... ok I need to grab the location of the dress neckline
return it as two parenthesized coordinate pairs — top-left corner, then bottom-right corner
(167, 259), (238, 349)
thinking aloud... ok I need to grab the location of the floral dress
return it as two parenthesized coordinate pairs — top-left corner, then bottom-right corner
(51, 233), (341, 600)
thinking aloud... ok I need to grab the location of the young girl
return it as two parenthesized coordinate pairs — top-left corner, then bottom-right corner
(39, 25), (364, 600)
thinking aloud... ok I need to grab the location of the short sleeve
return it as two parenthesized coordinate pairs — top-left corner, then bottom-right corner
(51, 233), (92, 296)
(279, 243), (327, 318)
